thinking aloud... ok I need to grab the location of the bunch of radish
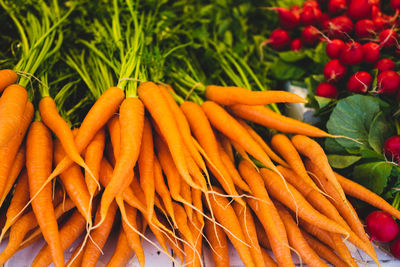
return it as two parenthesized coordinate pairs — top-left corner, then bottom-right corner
(264, 0), (400, 99)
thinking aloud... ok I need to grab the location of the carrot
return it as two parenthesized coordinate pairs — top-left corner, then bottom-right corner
(260, 248), (278, 267)
(291, 134), (348, 205)
(330, 233), (358, 267)
(185, 215), (203, 267)
(39, 96), (96, 186)
(202, 101), (280, 176)
(173, 202), (194, 245)
(0, 69), (18, 93)
(181, 101), (243, 204)
(254, 217), (271, 250)
(100, 97), (144, 222)
(208, 186), (255, 267)
(271, 134), (319, 190)
(107, 114), (120, 161)
(300, 219), (336, 249)
(105, 228), (134, 267)
(192, 188), (204, 226)
(260, 168), (349, 236)
(204, 217), (229, 267)
(31, 209), (87, 267)
(181, 177), (193, 222)
(0, 170), (29, 241)
(218, 134), (234, 162)
(54, 139), (91, 224)
(138, 117), (155, 220)
(218, 144), (251, 192)
(26, 121), (64, 267)
(335, 171), (400, 220)
(232, 202), (265, 267)
(138, 82), (194, 190)
(301, 230), (348, 267)
(0, 145), (25, 206)
(205, 85), (307, 105)
(237, 119), (288, 167)
(81, 201), (118, 267)
(83, 128), (105, 197)
(228, 104), (330, 137)
(238, 161), (293, 267)
(0, 84), (28, 147)
(275, 202), (328, 267)
(153, 156), (176, 225)
(0, 101), (33, 199)
(66, 240), (85, 267)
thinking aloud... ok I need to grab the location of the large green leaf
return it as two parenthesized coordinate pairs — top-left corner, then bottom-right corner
(278, 51), (306, 62)
(327, 155), (362, 169)
(368, 111), (395, 154)
(353, 161), (393, 195)
(270, 59), (306, 80)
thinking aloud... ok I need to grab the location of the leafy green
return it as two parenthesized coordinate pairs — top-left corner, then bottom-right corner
(270, 59), (306, 80)
(353, 162), (394, 195)
(327, 155), (362, 169)
(368, 111), (395, 154)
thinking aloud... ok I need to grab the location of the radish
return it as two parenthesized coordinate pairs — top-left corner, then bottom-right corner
(391, 0), (400, 10)
(355, 19), (376, 38)
(316, 82), (338, 98)
(328, 0), (347, 14)
(369, 0), (380, 5)
(300, 6), (322, 26)
(348, 0), (372, 20)
(375, 58), (395, 73)
(347, 71), (372, 93)
(325, 16), (354, 38)
(379, 29), (398, 48)
(301, 25), (320, 45)
(384, 135), (400, 162)
(340, 42), (364, 65)
(271, 7), (300, 30)
(304, 0), (320, 8)
(291, 38), (303, 51)
(320, 13), (331, 26)
(263, 28), (291, 51)
(373, 15), (391, 31)
(323, 59), (347, 82)
(363, 42), (380, 64)
(326, 38), (345, 58)
(366, 211), (399, 242)
(391, 237), (400, 259)
(377, 70), (400, 95)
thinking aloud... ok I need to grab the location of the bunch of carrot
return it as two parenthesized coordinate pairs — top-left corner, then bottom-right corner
(1, 67), (400, 267)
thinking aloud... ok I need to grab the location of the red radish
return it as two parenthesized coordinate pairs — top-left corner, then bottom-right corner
(377, 70), (400, 95)
(316, 82), (338, 98)
(271, 7), (300, 30)
(323, 59), (347, 82)
(291, 38), (303, 51)
(384, 135), (400, 162)
(262, 28), (291, 50)
(325, 16), (354, 38)
(326, 39), (345, 58)
(379, 29), (398, 48)
(391, 237), (400, 259)
(371, 5), (381, 19)
(363, 42), (380, 64)
(391, 0), (400, 10)
(355, 19), (376, 38)
(340, 42), (364, 65)
(300, 6), (322, 25)
(320, 13), (330, 26)
(370, 0), (380, 5)
(366, 211), (399, 242)
(373, 16), (390, 31)
(304, 0), (320, 8)
(347, 71), (372, 93)
(348, 0), (372, 20)
(375, 58), (395, 73)
(301, 25), (320, 45)
(328, 0), (347, 14)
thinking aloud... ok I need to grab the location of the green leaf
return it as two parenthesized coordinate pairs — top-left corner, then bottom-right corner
(368, 111), (395, 154)
(327, 155), (362, 169)
(314, 96), (333, 109)
(278, 51), (306, 62)
(270, 59), (306, 80)
(360, 149), (385, 160)
(327, 95), (381, 151)
(276, 0), (305, 8)
(353, 161), (393, 195)
(325, 138), (348, 155)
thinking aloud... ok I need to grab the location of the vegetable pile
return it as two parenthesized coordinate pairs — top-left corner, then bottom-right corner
(1, 0), (400, 266)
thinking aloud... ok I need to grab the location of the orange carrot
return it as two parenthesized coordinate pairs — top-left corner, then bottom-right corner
(84, 128), (105, 197)
(26, 121), (64, 267)
(181, 177), (193, 222)
(192, 188), (204, 226)
(204, 217), (229, 267)
(260, 168), (348, 236)
(300, 219), (335, 249)
(138, 117), (155, 220)
(218, 134), (234, 162)
(208, 186), (255, 267)
(100, 97), (144, 222)
(275, 202), (328, 267)
(233, 202), (265, 267)
(260, 248), (278, 267)
(0, 84), (28, 147)
(66, 240), (85, 267)
(228, 104), (330, 137)
(157, 214), (185, 263)
(0, 101), (33, 199)
(173, 202), (194, 245)
(185, 215), (203, 267)
(105, 228), (134, 267)
(0, 69), (18, 93)
(205, 85), (306, 105)
(330, 233), (358, 267)
(336, 172), (400, 220)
